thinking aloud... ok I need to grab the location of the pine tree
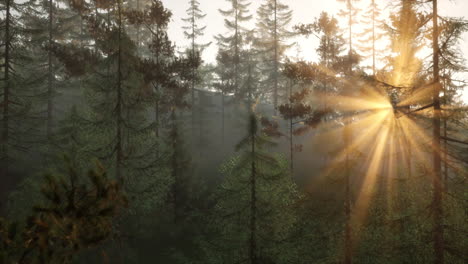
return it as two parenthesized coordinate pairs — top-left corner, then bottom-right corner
(337, 1), (362, 263)
(54, 0), (164, 195)
(382, 0), (425, 93)
(0, 0), (40, 179)
(296, 12), (347, 112)
(214, 0), (253, 146)
(0, 0), (14, 177)
(20, 0), (82, 154)
(380, 0), (427, 183)
(216, 0), (252, 97)
(431, 1), (443, 263)
(256, 0), (294, 112)
(203, 113), (299, 264)
(357, 0), (384, 76)
(436, 11), (468, 196)
(213, 50), (235, 146)
(182, 0), (210, 137)
(128, 0), (201, 223)
(0, 159), (127, 263)
(166, 56), (197, 223)
(278, 60), (325, 173)
(429, 13), (468, 261)
(338, 0), (361, 74)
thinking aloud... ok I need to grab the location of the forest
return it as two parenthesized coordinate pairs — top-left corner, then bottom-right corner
(0, 0), (467, 263)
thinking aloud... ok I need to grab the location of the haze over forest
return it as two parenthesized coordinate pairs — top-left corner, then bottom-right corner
(0, 0), (467, 263)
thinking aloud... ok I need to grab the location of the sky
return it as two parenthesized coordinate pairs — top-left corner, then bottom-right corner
(161, 0), (468, 102)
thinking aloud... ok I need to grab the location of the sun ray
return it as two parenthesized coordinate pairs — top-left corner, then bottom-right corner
(351, 110), (392, 242)
(318, 110), (391, 179)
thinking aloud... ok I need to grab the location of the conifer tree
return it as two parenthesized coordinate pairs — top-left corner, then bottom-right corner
(131, 0), (200, 222)
(380, 0), (427, 182)
(214, 0), (253, 146)
(256, 0), (294, 112)
(182, 0), (210, 136)
(216, 0), (252, 97)
(213, 50), (235, 146)
(0, 0), (39, 178)
(20, 0), (82, 150)
(0, 0), (14, 177)
(203, 113), (299, 264)
(0, 160), (127, 263)
(296, 12), (347, 111)
(436, 12), (468, 194)
(54, 0), (164, 192)
(357, 0), (384, 76)
(382, 0), (425, 92)
(337, 1), (361, 263)
(338, 0), (361, 74)
(278, 61), (321, 173)
(431, 1), (443, 263)
(165, 56), (197, 223)
(431, 11), (468, 263)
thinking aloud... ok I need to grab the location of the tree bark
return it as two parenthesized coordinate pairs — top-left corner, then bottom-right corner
(273, 0), (278, 114)
(432, 1), (444, 263)
(344, 125), (352, 264)
(171, 109), (179, 223)
(116, 1), (123, 181)
(249, 128), (257, 264)
(371, 0), (375, 76)
(47, 0), (54, 139)
(289, 79), (293, 174)
(191, 0), (196, 140)
(2, 0), (11, 177)
(221, 91), (225, 146)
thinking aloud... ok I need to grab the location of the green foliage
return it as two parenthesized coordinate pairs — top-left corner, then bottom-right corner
(200, 114), (301, 263)
(1, 0), (467, 263)
(0, 159), (127, 263)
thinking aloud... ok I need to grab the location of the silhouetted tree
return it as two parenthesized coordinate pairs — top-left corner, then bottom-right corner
(357, 0), (384, 76)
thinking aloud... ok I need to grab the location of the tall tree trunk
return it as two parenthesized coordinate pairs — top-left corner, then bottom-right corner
(249, 129), (257, 264)
(442, 70), (448, 190)
(47, 0), (54, 139)
(2, 0), (11, 177)
(344, 2), (353, 263)
(371, 0), (375, 76)
(432, 0), (443, 263)
(273, 0), (278, 114)
(128, 0), (141, 148)
(136, 0), (140, 55)
(154, 25), (160, 157)
(171, 109), (179, 223)
(191, 1), (196, 139)
(221, 90), (225, 146)
(406, 126), (412, 178)
(289, 79), (293, 174)
(234, 2), (239, 95)
(116, 1), (123, 181)
(155, 98), (159, 140)
(348, 0), (352, 75)
(94, 5), (98, 53)
(344, 125), (352, 264)
(79, 16), (84, 89)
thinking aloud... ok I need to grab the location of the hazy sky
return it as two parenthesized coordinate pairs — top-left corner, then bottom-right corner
(162, 0), (468, 62)
(161, 0), (468, 101)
